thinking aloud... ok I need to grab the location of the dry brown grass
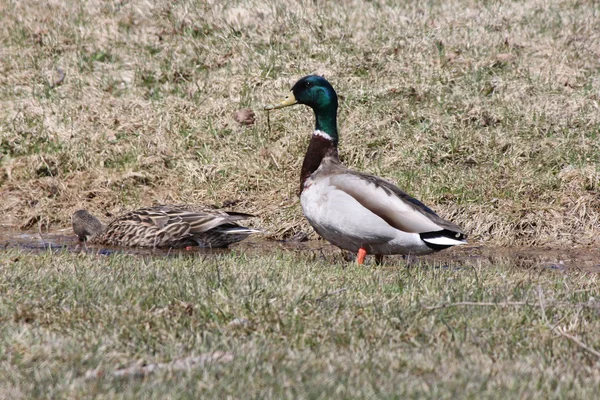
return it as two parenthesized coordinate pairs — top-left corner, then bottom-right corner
(1, 0), (599, 246)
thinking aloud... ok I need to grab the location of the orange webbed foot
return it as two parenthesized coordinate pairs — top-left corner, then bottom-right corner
(357, 247), (367, 265)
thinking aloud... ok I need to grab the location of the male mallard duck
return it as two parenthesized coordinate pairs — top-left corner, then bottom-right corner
(72, 205), (260, 248)
(265, 75), (467, 264)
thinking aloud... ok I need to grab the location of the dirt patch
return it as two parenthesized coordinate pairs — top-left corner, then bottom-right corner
(2, 227), (599, 273)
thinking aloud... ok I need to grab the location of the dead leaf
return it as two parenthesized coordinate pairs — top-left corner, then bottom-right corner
(234, 109), (255, 126)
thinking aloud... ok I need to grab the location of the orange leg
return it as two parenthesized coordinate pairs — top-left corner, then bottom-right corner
(357, 247), (367, 265)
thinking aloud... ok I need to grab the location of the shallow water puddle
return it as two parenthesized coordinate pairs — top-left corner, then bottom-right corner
(1, 227), (599, 272)
(0, 227), (231, 257)
(422, 245), (600, 273)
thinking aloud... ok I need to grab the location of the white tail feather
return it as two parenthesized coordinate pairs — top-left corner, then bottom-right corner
(422, 236), (466, 246)
(223, 228), (262, 235)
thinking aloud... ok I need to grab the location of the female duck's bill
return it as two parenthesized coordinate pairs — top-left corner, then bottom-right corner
(265, 75), (467, 265)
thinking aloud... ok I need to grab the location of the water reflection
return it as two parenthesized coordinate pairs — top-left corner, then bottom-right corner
(1, 228), (599, 272)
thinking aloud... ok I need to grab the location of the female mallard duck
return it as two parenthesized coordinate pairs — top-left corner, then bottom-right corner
(265, 75), (467, 264)
(72, 205), (260, 248)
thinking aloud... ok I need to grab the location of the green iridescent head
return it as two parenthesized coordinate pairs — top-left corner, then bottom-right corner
(265, 75), (339, 142)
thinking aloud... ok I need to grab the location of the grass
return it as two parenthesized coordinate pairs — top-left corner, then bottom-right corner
(0, 0), (598, 245)
(1, 248), (600, 398)
(2, 0), (600, 397)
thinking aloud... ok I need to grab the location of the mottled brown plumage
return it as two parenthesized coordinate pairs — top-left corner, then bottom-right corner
(72, 205), (260, 248)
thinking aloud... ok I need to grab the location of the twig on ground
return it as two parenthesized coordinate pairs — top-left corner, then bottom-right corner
(425, 299), (599, 311)
(423, 301), (528, 310)
(84, 352), (234, 380)
(266, 110), (271, 137)
(427, 293), (600, 358)
(553, 328), (600, 358)
(37, 222), (48, 249)
(538, 286), (600, 359)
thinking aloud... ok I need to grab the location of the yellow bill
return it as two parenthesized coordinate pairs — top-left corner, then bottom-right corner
(264, 92), (298, 110)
